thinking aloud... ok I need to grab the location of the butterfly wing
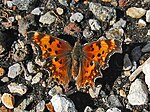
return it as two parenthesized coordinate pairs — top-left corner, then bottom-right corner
(76, 39), (122, 89)
(32, 32), (72, 88)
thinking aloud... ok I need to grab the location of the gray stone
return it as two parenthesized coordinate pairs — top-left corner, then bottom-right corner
(83, 27), (94, 39)
(113, 18), (126, 28)
(31, 7), (44, 15)
(51, 94), (76, 112)
(131, 46), (142, 61)
(36, 100), (45, 112)
(89, 2), (116, 25)
(108, 94), (122, 107)
(8, 63), (23, 78)
(127, 79), (148, 105)
(106, 107), (121, 112)
(8, 83), (27, 95)
(48, 85), (63, 96)
(89, 19), (101, 30)
(7, 1), (13, 8)
(1, 77), (9, 82)
(27, 62), (37, 74)
(95, 108), (105, 112)
(70, 12), (83, 22)
(31, 72), (43, 84)
(58, 0), (68, 6)
(84, 106), (93, 112)
(89, 85), (102, 98)
(39, 12), (56, 25)
(142, 43), (150, 53)
(13, 0), (30, 10)
(123, 54), (132, 70)
(146, 10), (150, 22)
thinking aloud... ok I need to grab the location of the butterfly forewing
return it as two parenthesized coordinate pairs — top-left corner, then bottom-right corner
(32, 32), (72, 88)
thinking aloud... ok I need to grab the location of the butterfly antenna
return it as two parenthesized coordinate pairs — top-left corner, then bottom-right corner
(73, 32), (82, 43)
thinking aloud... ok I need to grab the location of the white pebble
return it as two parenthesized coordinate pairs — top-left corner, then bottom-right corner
(89, 19), (101, 31)
(31, 72), (43, 84)
(106, 107), (121, 112)
(31, 7), (44, 15)
(127, 79), (148, 105)
(138, 19), (146, 28)
(143, 62), (150, 91)
(51, 94), (76, 112)
(8, 83), (27, 95)
(70, 12), (83, 22)
(8, 63), (23, 78)
(56, 7), (64, 15)
(7, 1), (13, 8)
(36, 100), (45, 111)
(146, 10), (150, 22)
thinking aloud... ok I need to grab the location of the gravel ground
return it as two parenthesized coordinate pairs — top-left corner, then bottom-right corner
(0, 0), (150, 112)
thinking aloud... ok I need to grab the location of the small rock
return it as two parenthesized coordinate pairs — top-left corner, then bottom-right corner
(70, 12), (84, 22)
(58, 0), (68, 6)
(1, 77), (9, 82)
(31, 72), (43, 84)
(56, 7), (64, 15)
(7, 1), (13, 8)
(101, 0), (112, 2)
(1, 93), (14, 109)
(127, 79), (148, 105)
(13, 0), (30, 10)
(8, 83), (27, 95)
(119, 0), (127, 7)
(36, 100), (45, 112)
(8, 63), (23, 78)
(143, 62), (150, 91)
(138, 19), (146, 28)
(131, 46), (142, 61)
(0, 106), (12, 112)
(83, 27), (94, 40)
(89, 2), (116, 25)
(106, 107), (121, 112)
(147, 29), (150, 36)
(113, 18), (126, 28)
(0, 67), (5, 76)
(119, 89), (126, 97)
(108, 94), (122, 107)
(51, 94), (76, 112)
(48, 85), (63, 96)
(84, 106), (93, 112)
(126, 7), (146, 18)
(123, 54), (132, 70)
(89, 85), (102, 98)
(95, 107), (105, 112)
(39, 12), (56, 25)
(89, 19), (101, 31)
(27, 62), (37, 74)
(146, 10), (150, 22)
(31, 7), (44, 15)
(142, 43), (150, 53)
(46, 102), (55, 112)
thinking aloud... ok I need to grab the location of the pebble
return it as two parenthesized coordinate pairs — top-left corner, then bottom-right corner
(46, 102), (55, 112)
(142, 62), (150, 91)
(127, 79), (148, 105)
(89, 85), (102, 98)
(7, 83), (27, 95)
(58, 0), (68, 6)
(51, 94), (76, 112)
(27, 62), (37, 74)
(141, 43), (150, 53)
(147, 29), (150, 36)
(31, 7), (44, 15)
(13, 0), (30, 10)
(126, 7), (146, 18)
(113, 18), (126, 28)
(84, 106), (93, 112)
(0, 67), (5, 76)
(101, 0), (112, 2)
(146, 10), (150, 22)
(119, 89), (126, 97)
(7, 1), (13, 8)
(89, 19), (101, 31)
(8, 63), (23, 78)
(89, 2), (116, 25)
(137, 19), (146, 28)
(36, 100), (45, 112)
(1, 77), (9, 82)
(70, 12), (84, 22)
(56, 7), (64, 15)
(39, 12), (56, 25)
(0, 106), (12, 112)
(108, 94), (122, 107)
(83, 27), (94, 40)
(131, 46), (142, 61)
(123, 54), (132, 70)
(31, 72), (43, 84)
(106, 107), (121, 112)
(1, 93), (14, 109)
(48, 85), (63, 96)
(95, 107), (105, 112)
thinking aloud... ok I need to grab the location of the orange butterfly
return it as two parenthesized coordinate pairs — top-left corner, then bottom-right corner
(32, 32), (122, 90)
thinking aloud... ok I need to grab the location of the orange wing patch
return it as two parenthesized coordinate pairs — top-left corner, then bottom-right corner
(32, 32), (72, 88)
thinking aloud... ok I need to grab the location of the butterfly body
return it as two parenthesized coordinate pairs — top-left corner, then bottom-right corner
(32, 32), (122, 90)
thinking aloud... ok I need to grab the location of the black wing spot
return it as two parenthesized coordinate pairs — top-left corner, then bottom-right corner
(96, 42), (101, 50)
(97, 53), (101, 57)
(55, 57), (59, 61)
(102, 51), (104, 54)
(49, 38), (55, 45)
(57, 44), (61, 48)
(59, 60), (63, 64)
(44, 45), (47, 48)
(91, 48), (94, 51)
(48, 48), (52, 52)
(55, 51), (58, 54)
(87, 64), (89, 68)
(59, 41), (62, 45)
(90, 61), (93, 66)
(92, 55), (95, 59)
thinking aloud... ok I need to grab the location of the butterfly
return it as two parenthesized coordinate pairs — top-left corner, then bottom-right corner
(31, 32), (122, 90)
